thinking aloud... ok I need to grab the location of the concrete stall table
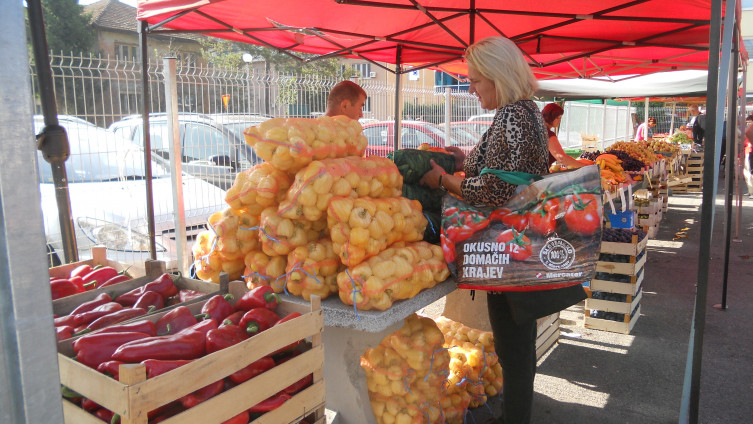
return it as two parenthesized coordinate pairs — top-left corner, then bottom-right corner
(279, 278), (457, 424)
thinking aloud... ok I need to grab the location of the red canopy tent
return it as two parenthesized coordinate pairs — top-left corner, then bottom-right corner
(133, 3), (746, 424)
(136, 0), (728, 80)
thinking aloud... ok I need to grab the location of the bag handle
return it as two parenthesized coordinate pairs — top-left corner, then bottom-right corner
(479, 168), (543, 185)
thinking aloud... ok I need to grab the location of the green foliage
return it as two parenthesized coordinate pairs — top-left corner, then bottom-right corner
(39, 0), (95, 54)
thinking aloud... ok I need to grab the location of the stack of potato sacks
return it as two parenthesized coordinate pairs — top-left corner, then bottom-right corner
(192, 115), (450, 311)
(360, 314), (503, 424)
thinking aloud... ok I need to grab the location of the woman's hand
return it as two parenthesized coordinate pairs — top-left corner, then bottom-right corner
(445, 146), (466, 171)
(419, 159), (446, 190)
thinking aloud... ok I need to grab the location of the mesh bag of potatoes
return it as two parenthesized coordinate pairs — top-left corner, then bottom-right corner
(434, 316), (503, 409)
(242, 250), (288, 293)
(244, 115), (368, 172)
(191, 231), (246, 283)
(190, 208), (260, 283)
(277, 156), (403, 222)
(284, 238), (343, 301)
(337, 241), (449, 311)
(225, 162), (293, 214)
(258, 206), (328, 256)
(360, 314), (450, 424)
(328, 196), (428, 267)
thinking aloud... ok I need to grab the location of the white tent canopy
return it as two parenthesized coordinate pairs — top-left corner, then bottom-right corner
(536, 70), (711, 100)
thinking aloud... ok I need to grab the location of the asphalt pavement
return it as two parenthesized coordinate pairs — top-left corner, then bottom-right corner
(528, 181), (753, 424)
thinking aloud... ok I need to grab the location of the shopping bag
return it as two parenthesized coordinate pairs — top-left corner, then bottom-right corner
(441, 165), (603, 291)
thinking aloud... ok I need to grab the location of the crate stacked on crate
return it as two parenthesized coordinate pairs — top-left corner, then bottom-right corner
(632, 189), (661, 239)
(57, 280), (325, 424)
(585, 228), (647, 334)
(673, 152), (704, 193)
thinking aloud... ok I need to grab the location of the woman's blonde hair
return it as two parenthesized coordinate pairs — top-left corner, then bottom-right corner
(464, 37), (538, 108)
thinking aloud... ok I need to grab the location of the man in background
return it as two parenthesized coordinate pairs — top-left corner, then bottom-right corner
(325, 80), (367, 120)
(691, 105), (706, 145)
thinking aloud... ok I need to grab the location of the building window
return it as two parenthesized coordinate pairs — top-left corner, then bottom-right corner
(434, 71), (469, 93)
(352, 63), (372, 78)
(115, 44), (139, 62)
(363, 97), (372, 113)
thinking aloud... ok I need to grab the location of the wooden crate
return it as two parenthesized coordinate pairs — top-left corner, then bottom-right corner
(584, 305), (641, 335)
(591, 269), (644, 296)
(49, 246), (145, 279)
(536, 312), (560, 360)
(637, 210), (662, 227)
(595, 251), (646, 276)
(585, 290), (642, 315)
(58, 281), (325, 424)
(600, 234), (648, 257)
(52, 260), (220, 317)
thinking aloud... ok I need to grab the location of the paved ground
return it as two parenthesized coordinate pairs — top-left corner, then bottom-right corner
(530, 183), (753, 424)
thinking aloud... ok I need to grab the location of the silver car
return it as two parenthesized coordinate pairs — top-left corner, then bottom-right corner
(109, 113), (265, 190)
(36, 116), (226, 270)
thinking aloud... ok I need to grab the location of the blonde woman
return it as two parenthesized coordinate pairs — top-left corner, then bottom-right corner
(420, 36), (586, 424)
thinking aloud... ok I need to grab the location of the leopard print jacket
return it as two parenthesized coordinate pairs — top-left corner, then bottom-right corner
(460, 99), (549, 207)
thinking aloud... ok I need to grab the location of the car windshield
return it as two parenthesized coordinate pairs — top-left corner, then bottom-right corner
(223, 121), (263, 139)
(35, 119), (170, 184)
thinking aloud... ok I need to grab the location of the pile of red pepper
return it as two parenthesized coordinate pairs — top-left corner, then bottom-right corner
(53, 273), (205, 341)
(50, 264), (132, 300)
(62, 285), (311, 423)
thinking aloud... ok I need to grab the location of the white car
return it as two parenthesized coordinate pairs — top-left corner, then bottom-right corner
(36, 116), (226, 270)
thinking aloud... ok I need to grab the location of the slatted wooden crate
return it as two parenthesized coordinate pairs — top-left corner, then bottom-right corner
(58, 280), (326, 424)
(584, 304), (641, 334)
(590, 269), (644, 296)
(52, 260), (220, 317)
(586, 289), (642, 315)
(536, 312), (560, 360)
(595, 251), (646, 276)
(49, 246), (145, 279)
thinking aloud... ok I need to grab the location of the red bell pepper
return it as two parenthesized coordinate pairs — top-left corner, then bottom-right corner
(96, 360), (125, 380)
(70, 276), (96, 292)
(61, 385), (82, 404)
(69, 264), (92, 279)
(201, 294), (236, 323)
(79, 307), (149, 333)
(132, 291), (164, 311)
(50, 278), (83, 300)
(115, 273), (178, 306)
(220, 311), (245, 327)
(112, 320), (217, 362)
(72, 331), (151, 368)
(96, 319), (156, 337)
(206, 325), (248, 354)
(93, 408), (115, 423)
(249, 393), (290, 413)
(229, 356), (276, 384)
(68, 292), (113, 316)
(178, 289), (207, 303)
(239, 308), (279, 335)
(81, 397), (101, 412)
(283, 373), (313, 395)
(235, 286), (279, 311)
(54, 314), (77, 327)
(147, 403), (185, 423)
(155, 306), (202, 335)
(222, 411), (250, 424)
(70, 302), (125, 328)
(141, 359), (193, 378)
(271, 312), (303, 355)
(81, 266), (119, 287)
(56, 325), (75, 341)
(98, 274), (131, 289)
(179, 379), (224, 409)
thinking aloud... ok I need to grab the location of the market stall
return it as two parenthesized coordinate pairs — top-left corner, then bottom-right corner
(2, 1), (749, 423)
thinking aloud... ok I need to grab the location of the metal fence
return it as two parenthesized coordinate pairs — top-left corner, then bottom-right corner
(30, 52), (686, 270)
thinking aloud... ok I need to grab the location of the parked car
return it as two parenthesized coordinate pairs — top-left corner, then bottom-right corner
(361, 120), (474, 156)
(109, 113), (263, 190)
(36, 116), (226, 270)
(447, 121), (493, 140)
(468, 113), (496, 122)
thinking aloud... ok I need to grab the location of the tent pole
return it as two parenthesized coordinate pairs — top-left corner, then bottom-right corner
(393, 46), (402, 152)
(139, 21), (158, 259)
(680, 0), (730, 421)
(734, 64), (747, 240)
(717, 24), (740, 311)
(601, 100), (607, 149)
(671, 102), (676, 133)
(445, 87), (451, 147)
(627, 100), (632, 141)
(644, 97), (649, 133)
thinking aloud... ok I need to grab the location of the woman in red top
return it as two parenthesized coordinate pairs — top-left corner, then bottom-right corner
(744, 114), (753, 198)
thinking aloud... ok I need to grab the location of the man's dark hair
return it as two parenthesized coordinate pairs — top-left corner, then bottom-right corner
(327, 81), (367, 110)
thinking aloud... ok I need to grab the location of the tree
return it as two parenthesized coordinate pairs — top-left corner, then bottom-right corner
(38, 0), (95, 54)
